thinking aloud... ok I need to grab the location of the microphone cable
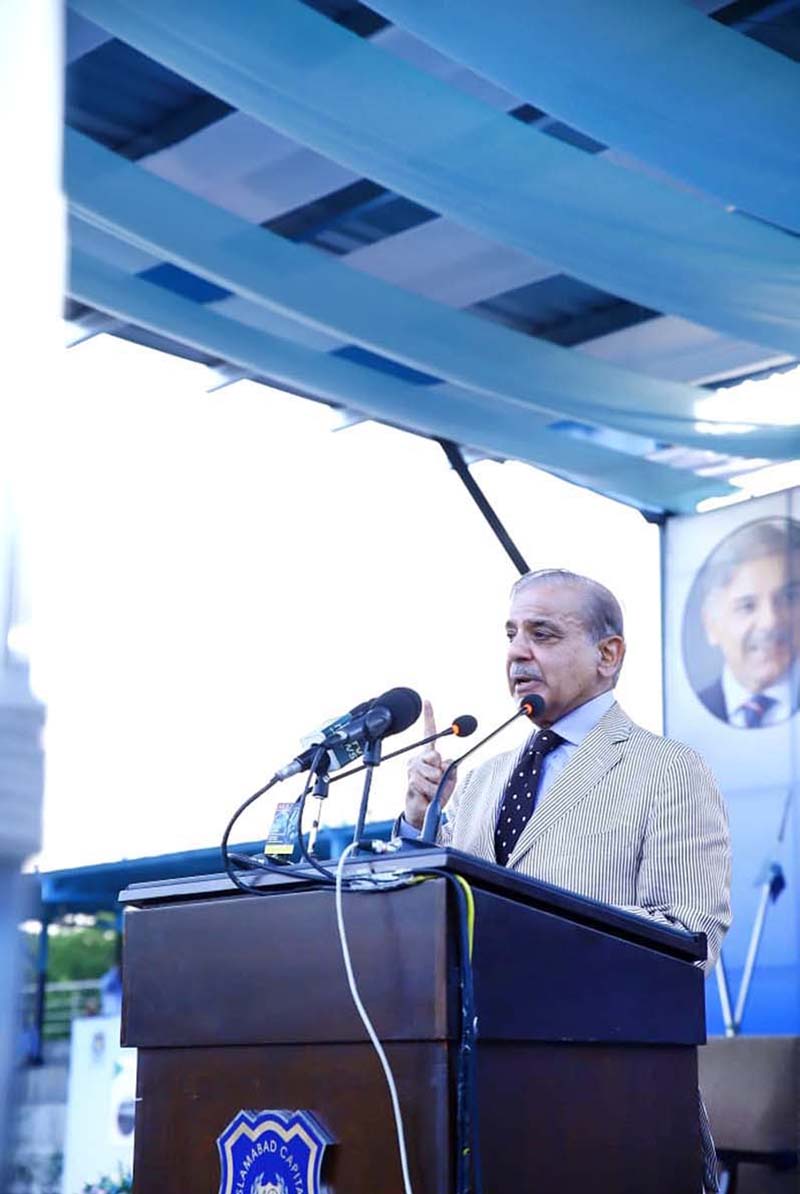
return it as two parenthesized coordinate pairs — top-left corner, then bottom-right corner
(221, 712), (480, 890)
(220, 755), (340, 894)
(334, 845), (483, 1194)
(220, 774), (286, 896)
(221, 770), (484, 1189)
(335, 842), (415, 1194)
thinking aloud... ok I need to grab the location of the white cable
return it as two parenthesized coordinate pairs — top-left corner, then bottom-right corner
(335, 843), (415, 1194)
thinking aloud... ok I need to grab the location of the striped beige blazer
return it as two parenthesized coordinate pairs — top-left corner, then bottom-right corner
(440, 700), (731, 972)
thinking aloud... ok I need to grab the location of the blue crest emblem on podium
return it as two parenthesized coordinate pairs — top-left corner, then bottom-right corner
(217, 1109), (332, 1194)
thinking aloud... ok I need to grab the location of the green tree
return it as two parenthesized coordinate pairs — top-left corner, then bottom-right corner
(23, 914), (118, 982)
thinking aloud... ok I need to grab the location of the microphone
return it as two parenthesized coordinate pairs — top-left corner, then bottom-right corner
(323, 686), (421, 749)
(273, 699), (372, 781)
(419, 694), (545, 843)
(520, 694), (545, 722)
(449, 714), (479, 738)
(274, 687), (422, 781)
(327, 713), (478, 786)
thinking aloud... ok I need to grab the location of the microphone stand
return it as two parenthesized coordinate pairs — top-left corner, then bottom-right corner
(415, 704), (536, 845)
(352, 735), (383, 847)
(307, 751), (331, 857)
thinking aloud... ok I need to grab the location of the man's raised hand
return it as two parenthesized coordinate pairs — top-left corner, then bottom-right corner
(404, 700), (458, 829)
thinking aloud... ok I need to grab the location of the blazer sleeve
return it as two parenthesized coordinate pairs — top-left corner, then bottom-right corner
(616, 745), (731, 973)
(436, 769), (467, 847)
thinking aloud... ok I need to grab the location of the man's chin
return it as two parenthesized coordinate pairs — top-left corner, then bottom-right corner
(740, 658), (792, 692)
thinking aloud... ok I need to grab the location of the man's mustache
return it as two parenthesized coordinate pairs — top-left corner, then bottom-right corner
(509, 664), (545, 681)
(743, 627), (795, 652)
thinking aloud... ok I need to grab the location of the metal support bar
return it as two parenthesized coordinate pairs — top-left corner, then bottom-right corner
(733, 877), (773, 1030)
(714, 952), (736, 1037)
(713, 787), (792, 1034)
(438, 440), (530, 575)
(32, 913), (50, 1065)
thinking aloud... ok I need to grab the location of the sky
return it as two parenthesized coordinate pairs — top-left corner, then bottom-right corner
(24, 333), (663, 870)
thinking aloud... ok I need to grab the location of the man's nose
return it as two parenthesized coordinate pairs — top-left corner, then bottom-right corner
(508, 632), (533, 659)
(754, 598), (780, 631)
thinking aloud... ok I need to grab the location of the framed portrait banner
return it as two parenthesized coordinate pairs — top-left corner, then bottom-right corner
(664, 490), (800, 1034)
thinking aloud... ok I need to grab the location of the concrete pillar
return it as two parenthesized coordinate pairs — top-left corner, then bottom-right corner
(0, 0), (62, 1171)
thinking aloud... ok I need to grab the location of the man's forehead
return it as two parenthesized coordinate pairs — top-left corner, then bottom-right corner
(722, 553), (797, 595)
(507, 582), (584, 623)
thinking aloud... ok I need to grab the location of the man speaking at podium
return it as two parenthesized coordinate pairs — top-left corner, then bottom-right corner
(402, 568), (731, 1189)
(405, 568), (730, 964)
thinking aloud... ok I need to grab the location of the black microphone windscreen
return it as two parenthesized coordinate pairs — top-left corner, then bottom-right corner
(520, 693), (545, 720)
(372, 686), (422, 736)
(452, 714), (478, 737)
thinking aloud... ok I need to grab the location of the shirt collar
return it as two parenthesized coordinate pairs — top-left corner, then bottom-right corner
(549, 689), (616, 747)
(721, 662), (798, 720)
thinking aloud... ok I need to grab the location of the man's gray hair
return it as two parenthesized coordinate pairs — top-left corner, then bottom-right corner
(510, 568), (624, 642)
(700, 518), (800, 601)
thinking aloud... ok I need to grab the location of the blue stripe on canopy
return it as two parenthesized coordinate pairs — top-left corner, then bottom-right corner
(65, 129), (800, 459)
(67, 248), (731, 513)
(372, 0), (800, 235)
(68, 0), (800, 357)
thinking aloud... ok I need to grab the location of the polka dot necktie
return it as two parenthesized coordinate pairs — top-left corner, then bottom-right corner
(740, 693), (776, 728)
(494, 729), (564, 866)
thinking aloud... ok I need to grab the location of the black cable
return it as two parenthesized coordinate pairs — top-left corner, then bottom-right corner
(220, 752), (357, 894)
(220, 774), (287, 895)
(442, 872), (483, 1194)
(411, 868), (482, 1194)
(220, 770), (334, 894)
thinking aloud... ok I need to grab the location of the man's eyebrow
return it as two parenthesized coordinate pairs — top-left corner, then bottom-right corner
(526, 617), (563, 633)
(506, 617), (564, 634)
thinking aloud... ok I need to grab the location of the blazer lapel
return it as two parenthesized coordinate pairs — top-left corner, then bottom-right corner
(465, 745), (523, 862)
(506, 701), (631, 869)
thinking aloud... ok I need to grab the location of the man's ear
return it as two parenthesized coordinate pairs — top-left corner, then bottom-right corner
(598, 634), (625, 678)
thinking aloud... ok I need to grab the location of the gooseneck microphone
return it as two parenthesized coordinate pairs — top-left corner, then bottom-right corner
(448, 714), (479, 738)
(419, 694), (545, 843)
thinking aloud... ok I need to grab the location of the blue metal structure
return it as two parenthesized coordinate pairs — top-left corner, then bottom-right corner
(62, 0), (800, 516)
(30, 823), (392, 921)
(24, 822), (393, 1061)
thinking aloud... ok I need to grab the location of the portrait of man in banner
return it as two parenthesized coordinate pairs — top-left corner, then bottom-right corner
(683, 517), (800, 728)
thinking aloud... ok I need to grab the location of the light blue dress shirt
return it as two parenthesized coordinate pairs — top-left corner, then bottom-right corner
(524, 689), (616, 813)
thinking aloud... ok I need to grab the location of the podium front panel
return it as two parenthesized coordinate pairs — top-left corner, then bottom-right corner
(123, 877), (704, 1048)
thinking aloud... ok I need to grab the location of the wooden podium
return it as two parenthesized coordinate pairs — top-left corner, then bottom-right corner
(120, 846), (707, 1193)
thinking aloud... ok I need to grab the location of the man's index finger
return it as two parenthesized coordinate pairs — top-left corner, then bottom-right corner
(423, 699), (438, 740)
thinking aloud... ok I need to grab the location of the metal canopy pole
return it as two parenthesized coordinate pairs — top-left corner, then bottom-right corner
(31, 912), (50, 1066)
(438, 440), (530, 575)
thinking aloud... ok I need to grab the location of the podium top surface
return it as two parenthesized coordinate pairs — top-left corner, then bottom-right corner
(119, 844), (706, 964)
